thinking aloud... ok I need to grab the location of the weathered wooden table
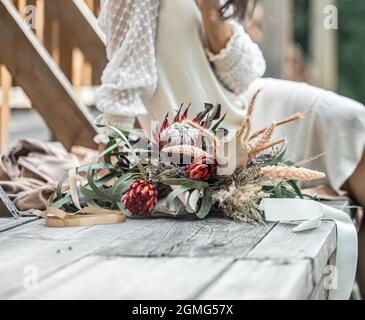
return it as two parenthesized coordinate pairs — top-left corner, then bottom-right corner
(0, 212), (337, 300)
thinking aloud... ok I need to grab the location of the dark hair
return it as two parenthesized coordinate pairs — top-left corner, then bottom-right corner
(220, 0), (254, 21)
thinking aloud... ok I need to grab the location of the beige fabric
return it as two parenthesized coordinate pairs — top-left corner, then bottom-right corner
(0, 139), (96, 211)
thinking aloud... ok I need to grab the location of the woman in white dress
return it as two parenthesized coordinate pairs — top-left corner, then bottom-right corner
(95, 0), (365, 294)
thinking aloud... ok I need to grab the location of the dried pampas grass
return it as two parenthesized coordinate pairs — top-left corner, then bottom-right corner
(213, 182), (268, 222)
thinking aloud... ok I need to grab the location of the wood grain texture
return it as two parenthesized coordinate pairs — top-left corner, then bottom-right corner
(0, 0), (97, 150)
(0, 185), (20, 218)
(12, 256), (233, 300)
(0, 215), (337, 300)
(96, 217), (275, 258)
(0, 64), (12, 153)
(199, 259), (313, 300)
(247, 221), (337, 285)
(309, 250), (336, 300)
(0, 217), (38, 232)
(0, 219), (133, 298)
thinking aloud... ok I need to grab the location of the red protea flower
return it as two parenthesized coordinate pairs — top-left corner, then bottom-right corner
(153, 113), (170, 144)
(187, 155), (218, 181)
(122, 179), (158, 215)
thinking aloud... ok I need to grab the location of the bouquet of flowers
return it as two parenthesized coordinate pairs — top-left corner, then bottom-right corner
(51, 90), (325, 224)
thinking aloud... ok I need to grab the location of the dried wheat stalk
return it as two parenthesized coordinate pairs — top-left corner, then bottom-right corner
(248, 121), (276, 154)
(249, 137), (286, 158)
(261, 166), (326, 181)
(249, 113), (304, 140)
(247, 89), (262, 118)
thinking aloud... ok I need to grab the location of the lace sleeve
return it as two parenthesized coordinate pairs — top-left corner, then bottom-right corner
(95, 0), (160, 142)
(206, 21), (266, 95)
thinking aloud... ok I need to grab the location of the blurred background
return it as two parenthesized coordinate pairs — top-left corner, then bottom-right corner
(0, 0), (364, 152)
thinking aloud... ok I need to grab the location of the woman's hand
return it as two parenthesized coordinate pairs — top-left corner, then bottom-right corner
(198, 0), (233, 54)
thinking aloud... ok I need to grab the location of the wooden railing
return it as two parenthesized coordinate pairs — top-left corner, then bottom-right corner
(0, 0), (104, 151)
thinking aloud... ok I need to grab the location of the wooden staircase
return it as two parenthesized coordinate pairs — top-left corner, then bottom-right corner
(0, 0), (106, 151)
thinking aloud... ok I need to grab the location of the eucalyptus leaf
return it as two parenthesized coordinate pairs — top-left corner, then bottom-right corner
(87, 167), (119, 203)
(196, 188), (213, 219)
(106, 126), (146, 177)
(263, 144), (288, 167)
(166, 186), (192, 212)
(287, 180), (304, 199)
(56, 174), (68, 199)
(162, 178), (209, 190)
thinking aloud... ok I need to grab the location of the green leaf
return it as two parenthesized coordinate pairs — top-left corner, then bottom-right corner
(162, 178), (209, 190)
(56, 174), (68, 199)
(101, 139), (119, 164)
(211, 113), (227, 132)
(52, 194), (72, 209)
(94, 171), (120, 186)
(87, 166), (120, 203)
(84, 197), (100, 208)
(196, 188), (213, 219)
(263, 144), (287, 167)
(166, 186), (192, 212)
(274, 185), (283, 198)
(106, 126), (146, 177)
(287, 180), (304, 199)
(112, 180), (133, 198)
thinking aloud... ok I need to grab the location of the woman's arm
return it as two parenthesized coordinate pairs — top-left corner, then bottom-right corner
(95, 0), (160, 144)
(198, 0), (266, 95)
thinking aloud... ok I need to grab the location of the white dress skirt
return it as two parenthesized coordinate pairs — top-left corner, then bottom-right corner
(137, 0), (365, 194)
(246, 78), (365, 193)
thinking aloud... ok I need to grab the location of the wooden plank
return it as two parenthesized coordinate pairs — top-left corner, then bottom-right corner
(199, 259), (313, 300)
(58, 30), (73, 82)
(3, 85), (96, 109)
(45, 0), (106, 84)
(0, 217), (38, 232)
(0, 216), (337, 300)
(247, 221), (337, 285)
(0, 64), (12, 153)
(0, 217), (272, 298)
(309, 251), (336, 300)
(0, 0), (97, 150)
(11, 256), (233, 300)
(96, 218), (275, 258)
(0, 219), (156, 297)
(0, 185), (20, 218)
(43, 8), (59, 63)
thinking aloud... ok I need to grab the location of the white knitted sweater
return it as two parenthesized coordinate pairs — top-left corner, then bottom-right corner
(96, 0), (266, 131)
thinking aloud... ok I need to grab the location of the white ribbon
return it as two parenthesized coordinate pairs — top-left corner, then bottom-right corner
(260, 198), (358, 300)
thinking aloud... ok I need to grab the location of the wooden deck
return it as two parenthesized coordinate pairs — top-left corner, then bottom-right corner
(0, 214), (337, 300)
